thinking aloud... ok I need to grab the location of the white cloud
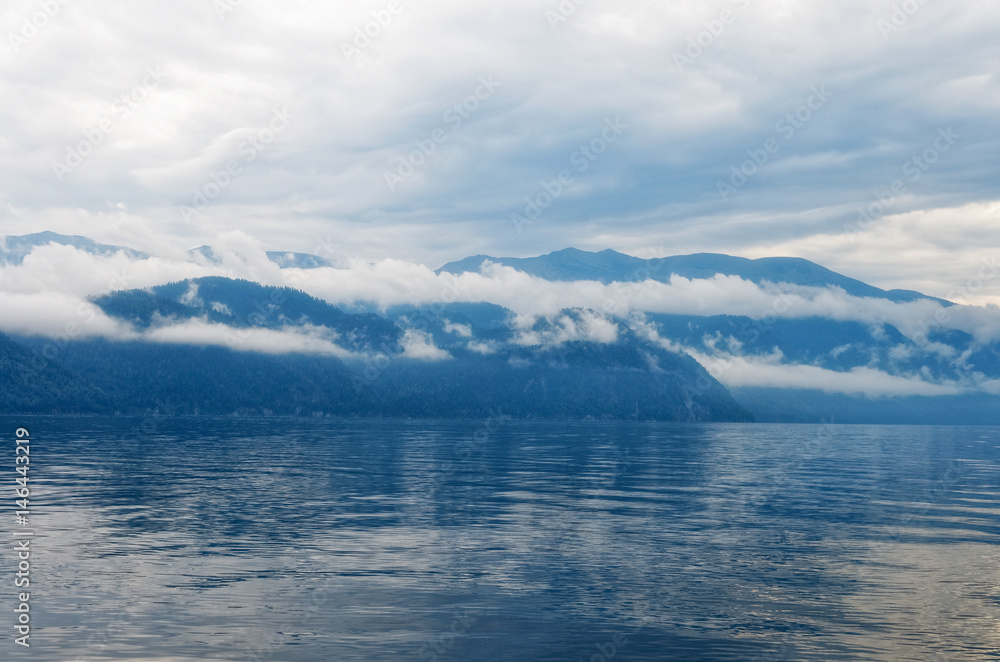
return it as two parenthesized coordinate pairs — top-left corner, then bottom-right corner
(511, 309), (619, 347)
(443, 321), (473, 337)
(179, 282), (201, 307)
(143, 320), (353, 357)
(467, 341), (495, 354)
(0, 290), (135, 339)
(294, 258), (1000, 346)
(400, 329), (451, 361)
(198, 231), (285, 286)
(5, 241), (1000, 349)
(693, 350), (965, 398)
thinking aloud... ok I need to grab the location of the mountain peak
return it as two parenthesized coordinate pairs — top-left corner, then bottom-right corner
(0, 231), (148, 265)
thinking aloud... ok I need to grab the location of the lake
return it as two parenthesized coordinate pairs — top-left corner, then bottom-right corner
(2, 417), (999, 661)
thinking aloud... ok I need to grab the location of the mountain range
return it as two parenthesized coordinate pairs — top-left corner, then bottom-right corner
(1, 231), (998, 423)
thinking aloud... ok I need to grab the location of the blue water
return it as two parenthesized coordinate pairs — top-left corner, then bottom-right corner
(2, 417), (999, 661)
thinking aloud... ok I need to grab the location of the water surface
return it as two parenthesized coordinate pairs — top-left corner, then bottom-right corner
(3, 417), (999, 661)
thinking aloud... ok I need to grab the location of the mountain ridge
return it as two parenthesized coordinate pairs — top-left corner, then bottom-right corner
(0, 232), (335, 270)
(438, 247), (948, 305)
(0, 231), (149, 265)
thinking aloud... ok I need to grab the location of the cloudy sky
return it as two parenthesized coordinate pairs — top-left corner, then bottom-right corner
(1, 0), (998, 301)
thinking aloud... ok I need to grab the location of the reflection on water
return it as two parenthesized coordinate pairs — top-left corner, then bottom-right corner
(2, 417), (999, 661)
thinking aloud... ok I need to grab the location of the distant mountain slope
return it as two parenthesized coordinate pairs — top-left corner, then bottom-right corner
(730, 387), (1000, 425)
(265, 251), (332, 269)
(438, 248), (947, 304)
(92, 277), (402, 352)
(3, 329), (752, 421)
(79, 278), (753, 420)
(0, 231), (148, 265)
(368, 337), (753, 421)
(41, 339), (363, 416)
(2, 232), (332, 271)
(0, 332), (106, 413)
(188, 244), (332, 269)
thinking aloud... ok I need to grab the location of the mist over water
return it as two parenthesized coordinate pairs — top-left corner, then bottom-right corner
(4, 417), (999, 661)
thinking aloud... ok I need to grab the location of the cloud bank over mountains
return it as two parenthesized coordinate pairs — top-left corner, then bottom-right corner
(3, 231), (1000, 399)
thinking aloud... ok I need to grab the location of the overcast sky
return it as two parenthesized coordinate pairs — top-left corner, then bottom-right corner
(1, 0), (998, 300)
